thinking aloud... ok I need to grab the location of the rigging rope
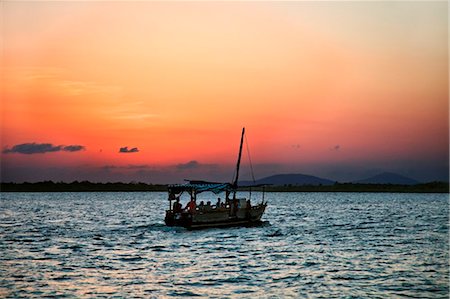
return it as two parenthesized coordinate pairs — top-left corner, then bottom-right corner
(245, 133), (256, 183)
(231, 167), (237, 185)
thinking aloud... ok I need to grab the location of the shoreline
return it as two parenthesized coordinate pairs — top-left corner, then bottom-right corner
(1, 182), (448, 193)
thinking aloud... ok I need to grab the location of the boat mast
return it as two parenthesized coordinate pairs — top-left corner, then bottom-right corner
(233, 127), (245, 198)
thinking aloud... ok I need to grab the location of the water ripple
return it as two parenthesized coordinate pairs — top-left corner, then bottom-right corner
(0, 192), (448, 298)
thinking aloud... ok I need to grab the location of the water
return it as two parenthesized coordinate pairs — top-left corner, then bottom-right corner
(0, 192), (448, 298)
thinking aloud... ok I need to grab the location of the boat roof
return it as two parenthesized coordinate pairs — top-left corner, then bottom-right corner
(168, 180), (269, 195)
(168, 181), (234, 195)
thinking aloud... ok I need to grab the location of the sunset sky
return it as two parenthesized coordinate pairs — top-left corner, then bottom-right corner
(1, 1), (448, 183)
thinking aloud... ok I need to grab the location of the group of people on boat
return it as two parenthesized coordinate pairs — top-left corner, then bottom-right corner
(172, 196), (252, 214)
(197, 198), (226, 211)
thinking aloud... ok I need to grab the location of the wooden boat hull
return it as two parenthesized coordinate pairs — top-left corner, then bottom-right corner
(165, 203), (266, 229)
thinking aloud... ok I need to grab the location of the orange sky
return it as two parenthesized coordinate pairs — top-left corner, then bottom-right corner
(1, 1), (448, 183)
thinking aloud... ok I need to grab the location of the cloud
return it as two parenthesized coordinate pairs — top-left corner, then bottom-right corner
(102, 164), (151, 170)
(176, 160), (200, 170)
(102, 165), (118, 170)
(63, 145), (85, 152)
(119, 146), (139, 153)
(126, 164), (151, 169)
(2, 143), (85, 154)
(333, 145), (340, 151)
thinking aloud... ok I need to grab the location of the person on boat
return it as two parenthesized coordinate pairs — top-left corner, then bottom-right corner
(186, 200), (196, 213)
(173, 198), (182, 213)
(199, 201), (205, 211)
(216, 198), (221, 208)
(205, 201), (212, 211)
(245, 199), (252, 218)
(232, 198), (238, 214)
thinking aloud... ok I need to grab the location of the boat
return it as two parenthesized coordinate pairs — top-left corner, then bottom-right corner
(164, 128), (267, 229)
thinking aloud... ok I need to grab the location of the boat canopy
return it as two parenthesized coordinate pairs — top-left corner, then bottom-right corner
(168, 181), (234, 195)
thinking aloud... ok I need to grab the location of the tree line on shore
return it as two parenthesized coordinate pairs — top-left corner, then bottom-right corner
(0, 181), (448, 193)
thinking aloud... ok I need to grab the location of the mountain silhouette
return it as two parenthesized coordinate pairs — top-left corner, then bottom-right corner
(240, 173), (335, 186)
(354, 172), (420, 185)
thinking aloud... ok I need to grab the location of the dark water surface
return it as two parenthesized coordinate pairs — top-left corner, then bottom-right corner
(1, 192), (448, 298)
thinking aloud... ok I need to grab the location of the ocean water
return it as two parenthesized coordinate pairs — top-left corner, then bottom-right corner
(0, 192), (448, 298)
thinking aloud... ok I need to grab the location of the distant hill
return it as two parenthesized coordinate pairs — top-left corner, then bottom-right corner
(354, 172), (420, 185)
(240, 173), (335, 186)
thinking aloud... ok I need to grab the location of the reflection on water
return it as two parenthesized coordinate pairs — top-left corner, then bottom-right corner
(0, 192), (448, 298)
